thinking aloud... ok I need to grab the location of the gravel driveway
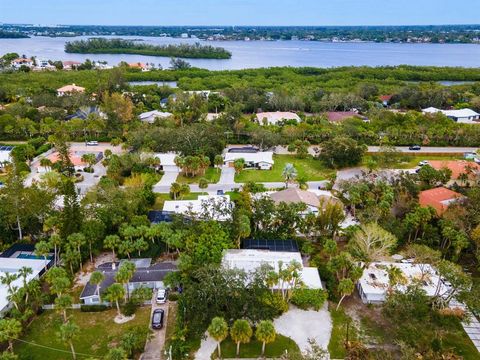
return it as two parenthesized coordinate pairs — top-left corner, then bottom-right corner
(274, 304), (332, 353)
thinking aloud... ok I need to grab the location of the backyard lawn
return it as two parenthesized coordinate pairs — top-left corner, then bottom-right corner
(234, 155), (335, 183)
(212, 334), (299, 359)
(176, 167), (221, 184)
(15, 307), (151, 360)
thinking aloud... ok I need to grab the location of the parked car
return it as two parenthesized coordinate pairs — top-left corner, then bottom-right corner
(418, 160), (429, 166)
(409, 145), (421, 151)
(86, 141), (98, 146)
(475, 158), (480, 165)
(156, 288), (167, 304)
(151, 309), (164, 329)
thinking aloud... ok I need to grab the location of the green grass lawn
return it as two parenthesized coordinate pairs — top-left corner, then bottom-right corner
(366, 154), (465, 169)
(328, 307), (358, 359)
(152, 193), (203, 210)
(15, 307), (151, 360)
(212, 334), (299, 359)
(176, 167), (221, 184)
(234, 155), (335, 183)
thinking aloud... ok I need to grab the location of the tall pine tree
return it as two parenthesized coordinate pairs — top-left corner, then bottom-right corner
(60, 180), (83, 238)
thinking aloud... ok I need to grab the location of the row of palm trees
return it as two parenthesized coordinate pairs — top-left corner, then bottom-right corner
(208, 317), (276, 358)
(174, 155), (210, 178)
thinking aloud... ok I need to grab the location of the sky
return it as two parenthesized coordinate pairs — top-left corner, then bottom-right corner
(1, 0), (480, 26)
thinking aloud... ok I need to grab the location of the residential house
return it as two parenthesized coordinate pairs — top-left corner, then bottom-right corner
(38, 150), (103, 173)
(0, 146), (13, 167)
(80, 259), (176, 305)
(379, 95), (393, 107)
(33, 59), (55, 71)
(127, 62), (152, 72)
(256, 112), (301, 126)
(223, 151), (274, 170)
(428, 160), (480, 180)
(419, 187), (465, 216)
(57, 84), (85, 96)
(0, 244), (54, 314)
(357, 262), (451, 304)
(270, 188), (342, 215)
(222, 249), (323, 290)
(138, 110), (173, 124)
(62, 61), (82, 70)
(422, 107), (480, 124)
(163, 195), (233, 221)
(10, 58), (34, 69)
(65, 106), (106, 121)
(152, 152), (179, 172)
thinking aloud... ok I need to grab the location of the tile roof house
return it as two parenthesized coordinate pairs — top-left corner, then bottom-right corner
(255, 112), (301, 125)
(419, 187), (465, 215)
(379, 95), (393, 106)
(57, 84), (85, 96)
(269, 188), (344, 215)
(80, 260), (177, 305)
(428, 160), (480, 180)
(11, 58), (34, 69)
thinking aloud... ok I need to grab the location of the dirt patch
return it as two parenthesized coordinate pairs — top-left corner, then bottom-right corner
(114, 314), (135, 324)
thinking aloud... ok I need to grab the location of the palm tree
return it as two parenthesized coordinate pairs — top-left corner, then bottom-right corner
(0, 318), (22, 352)
(57, 321), (79, 360)
(170, 182), (181, 200)
(336, 278), (354, 311)
(198, 178), (209, 194)
(104, 235), (121, 269)
(49, 234), (62, 266)
(208, 317), (228, 358)
(233, 158), (245, 174)
(255, 320), (276, 356)
(214, 154), (223, 172)
(39, 157), (53, 171)
(67, 233), (86, 272)
(179, 184), (190, 199)
(282, 163), (297, 188)
(115, 261), (136, 300)
(230, 319), (252, 356)
(90, 271), (105, 302)
(18, 266), (33, 305)
(0, 273), (20, 310)
(386, 265), (406, 293)
(104, 283), (126, 317)
(34, 240), (51, 271)
(55, 294), (73, 323)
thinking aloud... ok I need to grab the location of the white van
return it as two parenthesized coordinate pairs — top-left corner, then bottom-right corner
(156, 289), (167, 304)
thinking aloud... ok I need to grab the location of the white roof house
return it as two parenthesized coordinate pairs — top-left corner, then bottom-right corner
(357, 262), (451, 304)
(256, 112), (301, 125)
(139, 110), (173, 124)
(153, 152), (179, 172)
(422, 107), (480, 124)
(223, 151), (274, 170)
(222, 249), (322, 290)
(163, 195), (232, 221)
(0, 146), (13, 167)
(0, 258), (46, 314)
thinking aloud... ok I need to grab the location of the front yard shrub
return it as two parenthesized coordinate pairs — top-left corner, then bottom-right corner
(122, 300), (139, 316)
(290, 289), (328, 311)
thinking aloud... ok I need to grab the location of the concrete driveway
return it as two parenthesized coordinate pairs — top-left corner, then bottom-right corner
(155, 171), (179, 187)
(274, 304), (332, 353)
(218, 166), (235, 185)
(141, 300), (169, 360)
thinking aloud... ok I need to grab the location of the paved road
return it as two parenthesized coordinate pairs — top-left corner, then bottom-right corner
(141, 300), (169, 360)
(367, 146), (477, 154)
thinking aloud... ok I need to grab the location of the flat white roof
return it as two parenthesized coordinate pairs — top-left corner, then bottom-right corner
(223, 151), (274, 164)
(139, 110), (173, 120)
(222, 249), (322, 289)
(163, 195), (232, 221)
(153, 153), (178, 167)
(422, 107), (479, 118)
(256, 112), (301, 125)
(358, 261), (450, 298)
(0, 258), (45, 312)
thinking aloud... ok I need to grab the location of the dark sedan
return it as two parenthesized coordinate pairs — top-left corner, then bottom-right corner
(151, 309), (165, 330)
(409, 145), (421, 151)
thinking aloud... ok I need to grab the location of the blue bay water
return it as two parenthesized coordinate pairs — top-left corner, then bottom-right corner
(1, 36), (480, 69)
